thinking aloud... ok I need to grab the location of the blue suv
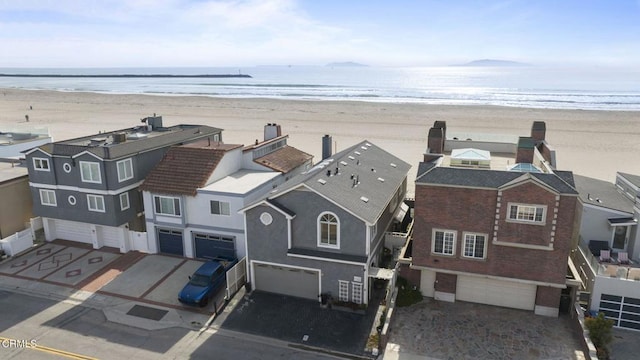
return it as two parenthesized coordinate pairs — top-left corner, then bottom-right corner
(178, 259), (237, 307)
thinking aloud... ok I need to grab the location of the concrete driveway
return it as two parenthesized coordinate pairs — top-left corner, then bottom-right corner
(0, 242), (217, 312)
(385, 298), (587, 360)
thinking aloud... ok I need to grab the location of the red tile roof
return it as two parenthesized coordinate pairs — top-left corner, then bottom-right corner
(253, 146), (312, 173)
(140, 143), (242, 196)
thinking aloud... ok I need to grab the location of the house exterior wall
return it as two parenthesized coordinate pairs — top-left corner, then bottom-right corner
(245, 203), (367, 302)
(0, 176), (33, 238)
(207, 149), (242, 184)
(591, 277), (640, 311)
(579, 204), (629, 245)
(413, 181), (577, 286)
(275, 189), (367, 256)
(28, 146), (170, 228)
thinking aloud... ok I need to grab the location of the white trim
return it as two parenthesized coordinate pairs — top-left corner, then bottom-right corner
(582, 202), (633, 217)
(499, 174), (561, 195)
(317, 211), (340, 249)
(68, 195), (76, 205)
(153, 195), (181, 217)
(352, 282), (363, 304)
(240, 199), (295, 219)
(116, 158), (134, 182)
(492, 240), (554, 251)
(79, 161), (102, 184)
(243, 213), (250, 283)
(431, 228), (456, 256)
(39, 189), (57, 206)
(87, 194), (106, 212)
(287, 252), (366, 266)
(71, 150), (103, 160)
(24, 147), (51, 156)
(287, 217), (292, 250)
(365, 223), (371, 256)
(63, 162), (72, 173)
(32, 157), (50, 172)
(409, 264), (566, 289)
(338, 280), (350, 302)
(30, 180), (143, 195)
(250, 260), (322, 299)
(462, 232), (488, 259)
(506, 202), (547, 225)
(259, 212), (273, 225)
(120, 192), (130, 211)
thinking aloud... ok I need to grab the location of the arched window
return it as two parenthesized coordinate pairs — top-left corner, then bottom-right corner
(318, 212), (339, 249)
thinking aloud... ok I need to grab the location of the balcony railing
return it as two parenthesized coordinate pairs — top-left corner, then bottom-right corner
(578, 241), (640, 281)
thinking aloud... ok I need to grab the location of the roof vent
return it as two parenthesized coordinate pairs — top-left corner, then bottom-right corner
(354, 151), (361, 155)
(317, 179), (327, 185)
(361, 146), (367, 150)
(348, 156), (355, 160)
(340, 161), (348, 166)
(390, 163), (397, 168)
(378, 177), (385, 182)
(360, 196), (369, 203)
(365, 142), (371, 147)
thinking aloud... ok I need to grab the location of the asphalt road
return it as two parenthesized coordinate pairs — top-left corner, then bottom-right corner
(0, 290), (338, 360)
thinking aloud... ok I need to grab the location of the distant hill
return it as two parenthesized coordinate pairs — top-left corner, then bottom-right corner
(453, 59), (530, 67)
(326, 62), (368, 67)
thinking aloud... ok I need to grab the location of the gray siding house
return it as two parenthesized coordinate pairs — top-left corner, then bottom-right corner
(242, 140), (410, 305)
(24, 116), (222, 252)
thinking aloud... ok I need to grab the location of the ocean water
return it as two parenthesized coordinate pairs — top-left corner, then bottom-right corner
(0, 65), (639, 111)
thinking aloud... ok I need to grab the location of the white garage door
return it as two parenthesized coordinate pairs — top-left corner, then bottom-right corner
(52, 219), (92, 244)
(98, 226), (122, 249)
(253, 263), (319, 300)
(457, 276), (536, 310)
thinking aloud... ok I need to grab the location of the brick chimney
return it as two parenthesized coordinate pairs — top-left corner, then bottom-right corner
(427, 127), (444, 154)
(531, 121), (546, 141)
(264, 123), (282, 141)
(516, 137), (535, 163)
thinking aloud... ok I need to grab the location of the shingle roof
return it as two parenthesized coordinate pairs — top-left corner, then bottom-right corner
(254, 146), (312, 173)
(258, 141), (411, 224)
(140, 142), (242, 196)
(40, 124), (222, 160)
(573, 174), (634, 213)
(416, 164), (578, 194)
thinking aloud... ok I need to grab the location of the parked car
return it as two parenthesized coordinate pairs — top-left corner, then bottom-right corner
(178, 258), (238, 307)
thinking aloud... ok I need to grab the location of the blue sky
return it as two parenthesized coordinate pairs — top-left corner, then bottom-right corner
(0, 0), (639, 67)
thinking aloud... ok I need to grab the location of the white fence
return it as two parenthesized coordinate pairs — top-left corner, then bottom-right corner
(128, 230), (150, 253)
(0, 228), (34, 257)
(226, 257), (247, 300)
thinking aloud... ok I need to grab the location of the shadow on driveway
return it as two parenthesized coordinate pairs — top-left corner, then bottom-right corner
(221, 291), (376, 356)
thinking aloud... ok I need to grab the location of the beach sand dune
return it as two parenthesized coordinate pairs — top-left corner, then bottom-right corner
(1, 89), (638, 195)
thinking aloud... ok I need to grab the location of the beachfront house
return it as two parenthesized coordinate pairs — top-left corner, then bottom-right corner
(139, 124), (313, 259)
(241, 140), (410, 305)
(24, 116), (222, 252)
(572, 172), (640, 331)
(401, 121), (581, 317)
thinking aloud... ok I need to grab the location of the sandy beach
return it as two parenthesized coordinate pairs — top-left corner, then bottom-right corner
(1, 88), (638, 195)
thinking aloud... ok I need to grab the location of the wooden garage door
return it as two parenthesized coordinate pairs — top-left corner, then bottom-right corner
(457, 276), (536, 310)
(253, 263), (319, 300)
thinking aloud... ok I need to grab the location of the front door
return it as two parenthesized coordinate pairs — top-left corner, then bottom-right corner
(612, 226), (628, 251)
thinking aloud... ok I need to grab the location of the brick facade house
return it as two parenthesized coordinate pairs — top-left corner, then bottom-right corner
(408, 121), (580, 317)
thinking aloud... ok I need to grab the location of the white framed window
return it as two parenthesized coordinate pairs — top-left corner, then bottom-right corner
(352, 282), (363, 304)
(508, 203), (546, 224)
(39, 189), (56, 206)
(210, 200), (230, 215)
(432, 229), (456, 256)
(80, 161), (101, 183)
(120, 192), (130, 211)
(338, 280), (349, 302)
(117, 158), (134, 182)
(33, 158), (50, 171)
(87, 194), (105, 212)
(154, 195), (181, 216)
(317, 212), (339, 249)
(68, 195), (76, 205)
(260, 212), (273, 226)
(63, 163), (72, 173)
(463, 233), (487, 259)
